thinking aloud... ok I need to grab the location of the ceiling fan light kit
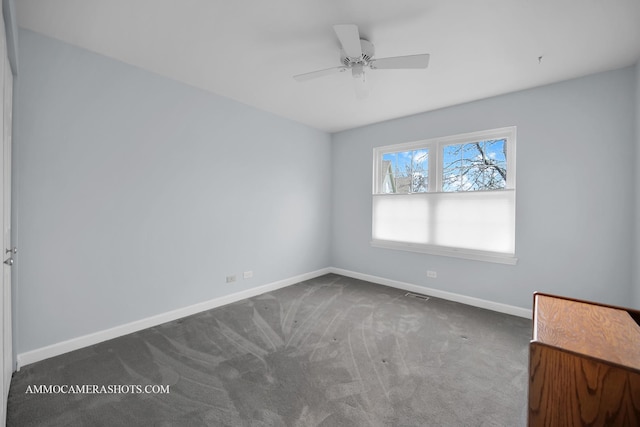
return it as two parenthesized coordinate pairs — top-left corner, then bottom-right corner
(294, 24), (430, 98)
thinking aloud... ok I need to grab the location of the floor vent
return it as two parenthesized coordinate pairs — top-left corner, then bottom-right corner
(404, 292), (430, 301)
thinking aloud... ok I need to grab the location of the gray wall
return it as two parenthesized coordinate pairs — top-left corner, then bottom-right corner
(635, 61), (640, 309)
(14, 29), (332, 354)
(331, 66), (636, 311)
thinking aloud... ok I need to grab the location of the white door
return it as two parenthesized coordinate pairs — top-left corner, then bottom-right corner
(2, 31), (12, 394)
(0, 9), (11, 424)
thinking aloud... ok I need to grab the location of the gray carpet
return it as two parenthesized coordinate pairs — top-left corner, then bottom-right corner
(7, 274), (532, 426)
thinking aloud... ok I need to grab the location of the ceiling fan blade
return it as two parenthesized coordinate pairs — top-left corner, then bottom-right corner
(333, 24), (362, 58)
(293, 66), (347, 82)
(369, 54), (430, 70)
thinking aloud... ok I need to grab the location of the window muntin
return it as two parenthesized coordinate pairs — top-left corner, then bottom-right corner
(372, 127), (516, 264)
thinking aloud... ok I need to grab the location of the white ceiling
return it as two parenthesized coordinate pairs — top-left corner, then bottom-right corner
(15, 0), (640, 133)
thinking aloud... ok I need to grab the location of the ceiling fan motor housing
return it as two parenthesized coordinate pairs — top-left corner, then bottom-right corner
(341, 39), (375, 66)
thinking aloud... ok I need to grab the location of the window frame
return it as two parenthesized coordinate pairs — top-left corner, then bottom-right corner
(371, 126), (517, 264)
(373, 127), (516, 194)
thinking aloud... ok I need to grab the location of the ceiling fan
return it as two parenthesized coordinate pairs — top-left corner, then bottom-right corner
(293, 24), (430, 98)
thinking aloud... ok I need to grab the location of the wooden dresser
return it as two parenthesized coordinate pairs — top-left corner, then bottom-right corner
(528, 293), (640, 426)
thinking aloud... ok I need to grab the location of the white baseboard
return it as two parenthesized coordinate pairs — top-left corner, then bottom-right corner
(329, 267), (532, 319)
(16, 266), (530, 369)
(16, 268), (331, 370)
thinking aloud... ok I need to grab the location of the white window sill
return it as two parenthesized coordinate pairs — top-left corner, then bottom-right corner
(370, 239), (518, 265)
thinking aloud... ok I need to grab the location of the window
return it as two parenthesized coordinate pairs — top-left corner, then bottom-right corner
(372, 127), (517, 264)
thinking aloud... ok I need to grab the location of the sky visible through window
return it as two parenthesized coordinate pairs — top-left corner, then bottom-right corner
(382, 139), (506, 193)
(382, 149), (428, 193)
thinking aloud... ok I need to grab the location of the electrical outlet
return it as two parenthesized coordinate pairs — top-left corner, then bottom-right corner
(427, 270), (437, 279)
(226, 275), (236, 283)
(243, 271), (253, 279)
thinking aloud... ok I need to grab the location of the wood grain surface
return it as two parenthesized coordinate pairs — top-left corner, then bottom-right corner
(529, 294), (640, 426)
(529, 344), (640, 426)
(533, 294), (640, 370)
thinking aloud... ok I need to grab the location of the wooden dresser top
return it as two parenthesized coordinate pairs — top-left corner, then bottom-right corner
(532, 293), (640, 371)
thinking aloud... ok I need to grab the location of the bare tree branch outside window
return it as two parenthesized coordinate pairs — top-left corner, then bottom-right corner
(442, 139), (507, 192)
(381, 139), (507, 194)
